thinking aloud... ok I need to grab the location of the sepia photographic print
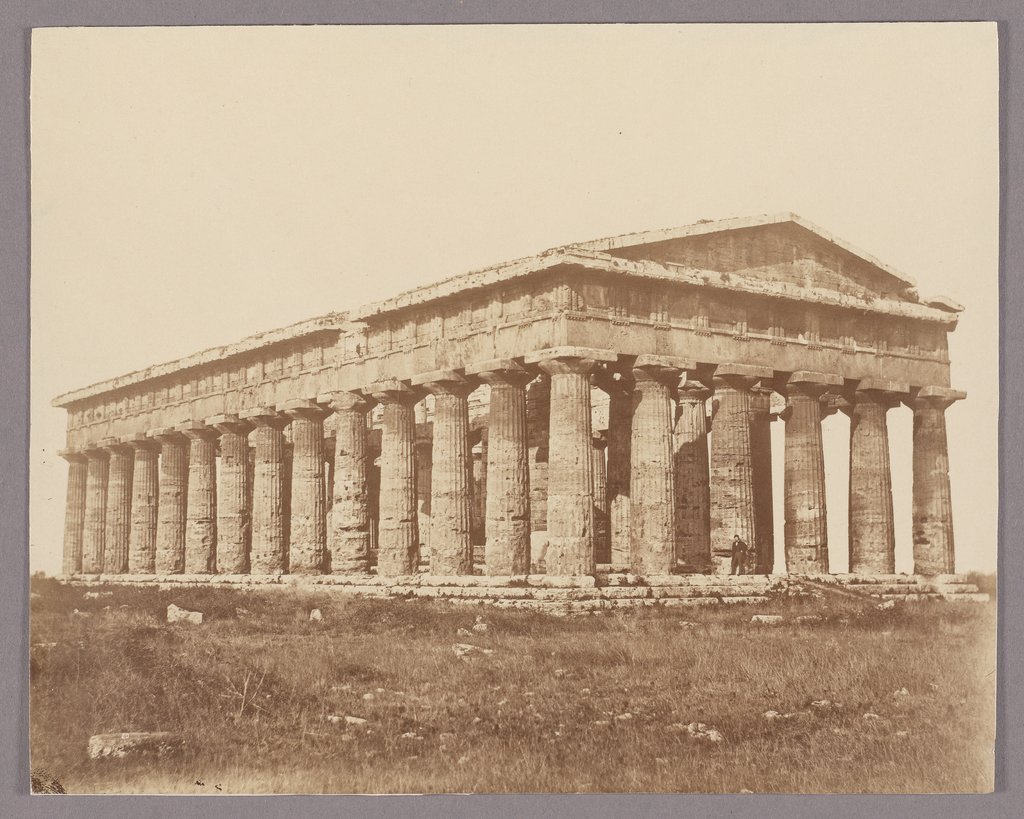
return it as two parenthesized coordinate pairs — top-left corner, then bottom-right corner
(28, 22), (998, 795)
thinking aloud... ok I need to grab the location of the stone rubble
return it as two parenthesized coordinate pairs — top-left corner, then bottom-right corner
(166, 603), (203, 625)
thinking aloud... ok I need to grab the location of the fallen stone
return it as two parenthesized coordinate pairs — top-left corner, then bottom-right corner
(876, 600), (897, 611)
(862, 712), (882, 721)
(472, 622), (489, 633)
(166, 604), (203, 625)
(324, 715), (344, 725)
(235, 607), (250, 615)
(614, 712), (633, 721)
(87, 732), (184, 759)
(345, 716), (368, 726)
(309, 608), (323, 622)
(452, 643), (494, 659)
(893, 687), (910, 698)
(895, 730), (910, 738)
(553, 668), (567, 678)
(678, 621), (699, 628)
(71, 609), (91, 618)
(751, 615), (784, 625)
(593, 720), (611, 726)
(456, 627), (472, 637)
(362, 693), (375, 701)
(795, 615), (824, 624)
(686, 722), (725, 743)
(400, 732), (421, 740)
(84, 591), (113, 599)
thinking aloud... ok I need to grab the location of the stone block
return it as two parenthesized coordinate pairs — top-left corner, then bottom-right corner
(88, 732), (184, 760)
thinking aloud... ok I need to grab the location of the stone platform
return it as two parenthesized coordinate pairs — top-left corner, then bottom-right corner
(65, 572), (988, 615)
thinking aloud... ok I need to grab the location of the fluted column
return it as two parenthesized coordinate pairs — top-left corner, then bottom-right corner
(413, 371), (474, 575)
(368, 381), (421, 576)
(81, 447), (109, 574)
(630, 356), (689, 574)
(208, 415), (254, 574)
(782, 372), (842, 574)
(591, 432), (610, 564)
(709, 364), (768, 574)
(126, 436), (159, 574)
(674, 381), (712, 573)
(470, 359), (533, 576)
(597, 370), (634, 569)
(178, 422), (218, 574)
(59, 450), (88, 576)
(750, 387), (775, 574)
(527, 347), (616, 575)
(327, 392), (376, 573)
(845, 381), (904, 574)
(907, 386), (965, 575)
(102, 441), (133, 574)
(241, 408), (289, 575)
(526, 375), (550, 561)
(282, 399), (331, 574)
(151, 429), (188, 574)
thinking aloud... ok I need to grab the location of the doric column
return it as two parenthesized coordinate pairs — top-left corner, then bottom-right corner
(591, 432), (610, 564)
(526, 375), (550, 561)
(81, 446), (109, 574)
(327, 392), (376, 573)
(59, 450), (88, 576)
(709, 364), (771, 574)
(282, 399), (331, 574)
(151, 428), (188, 574)
(596, 369), (634, 569)
(126, 435), (160, 574)
(178, 422), (218, 574)
(845, 380), (905, 574)
(468, 359), (533, 576)
(674, 380), (712, 573)
(367, 381), (421, 576)
(208, 415), (254, 574)
(526, 347), (617, 575)
(103, 440), (134, 574)
(241, 408), (289, 575)
(412, 370), (475, 575)
(906, 386), (965, 575)
(782, 371), (842, 574)
(749, 387), (776, 574)
(629, 355), (691, 574)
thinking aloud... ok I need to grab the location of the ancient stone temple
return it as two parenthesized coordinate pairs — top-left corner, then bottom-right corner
(54, 214), (979, 607)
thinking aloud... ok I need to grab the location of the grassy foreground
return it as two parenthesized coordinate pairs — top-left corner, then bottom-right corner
(29, 575), (995, 794)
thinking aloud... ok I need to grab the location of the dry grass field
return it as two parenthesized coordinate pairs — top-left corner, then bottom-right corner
(29, 575), (996, 794)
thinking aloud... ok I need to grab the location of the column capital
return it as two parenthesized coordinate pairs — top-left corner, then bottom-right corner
(525, 346), (617, 377)
(147, 427), (189, 445)
(783, 371), (844, 398)
(842, 378), (909, 413)
(466, 358), (534, 388)
(176, 420), (220, 441)
(325, 390), (377, 414)
(120, 433), (160, 452)
(58, 448), (87, 463)
(711, 362), (773, 392)
(677, 379), (712, 401)
(632, 354), (694, 387)
(905, 385), (967, 411)
(81, 441), (112, 459)
(365, 379), (422, 405)
(410, 369), (476, 397)
(239, 406), (291, 430)
(279, 398), (333, 423)
(206, 413), (256, 436)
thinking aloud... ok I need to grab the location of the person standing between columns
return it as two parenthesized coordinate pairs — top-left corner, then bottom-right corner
(327, 391), (376, 573)
(59, 450), (88, 576)
(367, 381), (422, 577)
(81, 445), (110, 575)
(282, 399), (332, 574)
(674, 380), (712, 573)
(709, 363), (771, 574)
(525, 347), (617, 576)
(844, 380), (905, 574)
(781, 371), (843, 575)
(629, 355), (692, 575)
(208, 415), (254, 574)
(412, 370), (475, 576)
(126, 434), (160, 574)
(240, 408), (290, 575)
(150, 428), (189, 574)
(467, 359), (533, 576)
(594, 367), (634, 570)
(906, 386), (966, 575)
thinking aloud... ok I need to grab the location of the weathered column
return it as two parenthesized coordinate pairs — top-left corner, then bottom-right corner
(845, 380), (905, 574)
(241, 408), (289, 575)
(782, 371), (842, 574)
(81, 447), (109, 574)
(151, 429), (188, 574)
(412, 371), (474, 575)
(469, 359), (532, 576)
(59, 450), (88, 576)
(630, 355), (690, 575)
(208, 415), (254, 574)
(178, 422), (218, 574)
(526, 347), (617, 575)
(750, 387), (776, 574)
(282, 399), (331, 574)
(526, 375), (550, 563)
(709, 364), (771, 574)
(100, 441), (133, 575)
(368, 381), (421, 576)
(597, 369), (634, 569)
(907, 386), (965, 575)
(126, 435), (159, 574)
(674, 380), (712, 573)
(591, 432), (610, 564)
(327, 392), (376, 573)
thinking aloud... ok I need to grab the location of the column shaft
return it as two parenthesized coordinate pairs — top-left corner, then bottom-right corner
(82, 451), (109, 574)
(783, 386), (829, 574)
(674, 384), (712, 572)
(214, 425), (252, 574)
(183, 429), (218, 573)
(249, 416), (288, 574)
(286, 408), (329, 574)
(374, 389), (420, 576)
(328, 395), (374, 573)
(848, 395), (896, 573)
(128, 441), (159, 574)
(60, 454), (87, 576)
(154, 433), (188, 574)
(709, 377), (757, 574)
(911, 397), (958, 574)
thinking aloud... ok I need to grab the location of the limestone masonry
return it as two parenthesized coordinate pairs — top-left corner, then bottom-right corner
(54, 214), (973, 599)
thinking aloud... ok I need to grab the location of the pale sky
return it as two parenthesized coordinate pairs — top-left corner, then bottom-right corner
(30, 23), (999, 575)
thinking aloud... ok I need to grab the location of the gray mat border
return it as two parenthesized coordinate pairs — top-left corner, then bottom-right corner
(1, 1), (1019, 816)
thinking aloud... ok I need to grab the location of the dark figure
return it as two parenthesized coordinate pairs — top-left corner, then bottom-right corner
(730, 534), (749, 575)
